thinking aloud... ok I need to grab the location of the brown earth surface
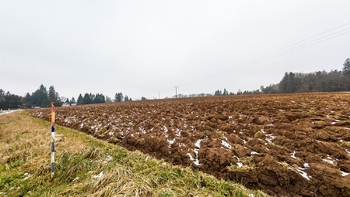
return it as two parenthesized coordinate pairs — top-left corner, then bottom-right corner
(28, 93), (350, 196)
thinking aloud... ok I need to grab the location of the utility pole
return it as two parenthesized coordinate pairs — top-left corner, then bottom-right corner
(174, 86), (178, 98)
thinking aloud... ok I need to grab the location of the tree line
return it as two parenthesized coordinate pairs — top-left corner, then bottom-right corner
(0, 84), (136, 109)
(1, 58), (349, 109)
(214, 58), (350, 95)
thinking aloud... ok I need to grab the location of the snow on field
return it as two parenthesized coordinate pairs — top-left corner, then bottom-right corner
(0, 110), (21, 116)
(291, 151), (296, 159)
(221, 140), (231, 149)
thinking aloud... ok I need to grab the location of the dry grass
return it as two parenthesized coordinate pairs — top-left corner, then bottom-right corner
(0, 111), (269, 197)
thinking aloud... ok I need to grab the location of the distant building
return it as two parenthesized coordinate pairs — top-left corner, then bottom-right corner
(62, 103), (70, 107)
(71, 103), (77, 106)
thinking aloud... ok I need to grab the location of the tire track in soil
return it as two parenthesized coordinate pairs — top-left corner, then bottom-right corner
(29, 93), (350, 196)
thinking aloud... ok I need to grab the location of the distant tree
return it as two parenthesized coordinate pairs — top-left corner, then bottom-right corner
(237, 89), (242, 95)
(77, 94), (83, 105)
(223, 88), (228, 95)
(343, 58), (350, 90)
(343, 58), (350, 75)
(0, 89), (5, 102)
(214, 90), (222, 96)
(124, 95), (129, 101)
(0, 91), (22, 110)
(83, 93), (92, 104)
(105, 96), (112, 103)
(48, 86), (56, 103)
(23, 92), (32, 108)
(141, 96), (147, 100)
(279, 72), (292, 93)
(70, 97), (76, 103)
(65, 98), (69, 103)
(89, 93), (95, 103)
(115, 92), (123, 102)
(94, 93), (105, 103)
(31, 84), (49, 107)
(129, 98), (132, 101)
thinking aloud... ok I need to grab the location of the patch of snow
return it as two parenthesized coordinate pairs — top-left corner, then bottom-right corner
(72, 177), (79, 181)
(266, 124), (274, 127)
(323, 159), (334, 164)
(106, 155), (113, 161)
(291, 151), (296, 159)
(187, 153), (194, 161)
(80, 123), (84, 128)
(194, 139), (201, 148)
(249, 194), (254, 197)
(229, 116), (232, 119)
(221, 140), (231, 149)
(108, 132), (114, 136)
(167, 138), (175, 144)
(191, 148), (201, 166)
(251, 151), (259, 155)
(162, 162), (166, 165)
(304, 163), (309, 168)
(92, 171), (104, 178)
(341, 171), (350, 176)
(346, 149), (350, 156)
(237, 162), (243, 167)
(265, 134), (276, 143)
(21, 173), (32, 181)
(146, 156), (148, 161)
(292, 167), (311, 180)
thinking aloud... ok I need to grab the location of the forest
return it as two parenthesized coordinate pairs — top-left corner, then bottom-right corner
(1, 58), (349, 109)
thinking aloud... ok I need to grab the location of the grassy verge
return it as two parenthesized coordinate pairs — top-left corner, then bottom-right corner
(0, 111), (268, 197)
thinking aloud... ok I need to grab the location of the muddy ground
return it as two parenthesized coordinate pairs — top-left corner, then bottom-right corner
(29, 93), (350, 196)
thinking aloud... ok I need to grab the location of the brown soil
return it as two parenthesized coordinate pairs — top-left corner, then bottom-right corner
(28, 93), (350, 196)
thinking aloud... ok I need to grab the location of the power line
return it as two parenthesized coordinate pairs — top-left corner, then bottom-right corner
(179, 22), (350, 87)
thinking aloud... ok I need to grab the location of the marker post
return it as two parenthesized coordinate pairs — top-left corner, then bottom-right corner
(51, 102), (55, 178)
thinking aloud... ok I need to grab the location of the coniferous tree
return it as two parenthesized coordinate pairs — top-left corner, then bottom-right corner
(83, 93), (92, 104)
(23, 93), (32, 108)
(31, 84), (49, 107)
(77, 94), (83, 105)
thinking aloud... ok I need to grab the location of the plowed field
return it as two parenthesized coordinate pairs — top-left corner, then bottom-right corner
(28, 93), (350, 196)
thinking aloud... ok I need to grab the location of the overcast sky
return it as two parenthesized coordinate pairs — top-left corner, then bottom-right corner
(1, 1), (350, 100)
